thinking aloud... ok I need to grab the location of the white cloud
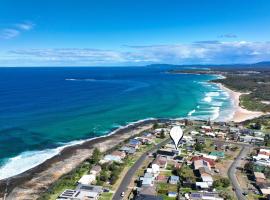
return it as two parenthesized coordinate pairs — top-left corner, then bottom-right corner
(1, 41), (270, 66)
(0, 29), (20, 39)
(0, 21), (34, 40)
(16, 22), (34, 31)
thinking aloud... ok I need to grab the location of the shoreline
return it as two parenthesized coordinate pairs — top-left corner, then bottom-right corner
(0, 118), (169, 199)
(217, 83), (265, 122)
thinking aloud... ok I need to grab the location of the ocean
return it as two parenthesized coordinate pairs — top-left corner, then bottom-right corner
(0, 66), (233, 179)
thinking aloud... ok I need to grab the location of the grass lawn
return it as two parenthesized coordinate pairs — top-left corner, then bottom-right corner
(160, 194), (177, 200)
(156, 182), (178, 195)
(99, 192), (114, 200)
(203, 139), (215, 153)
(37, 162), (92, 200)
(160, 170), (173, 177)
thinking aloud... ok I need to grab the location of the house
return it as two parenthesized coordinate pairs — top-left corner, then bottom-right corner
(229, 127), (240, 134)
(196, 137), (205, 144)
(201, 174), (213, 187)
(119, 146), (136, 154)
(78, 174), (96, 185)
(156, 149), (175, 158)
(254, 172), (267, 184)
(196, 182), (209, 189)
(193, 159), (211, 171)
(90, 165), (102, 175)
(204, 132), (215, 137)
(168, 192), (177, 198)
(103, 154), (122, 163)
(140, 173), (155, 186)
(215, 132), (226, 139)
(209, 151), (225, 158)
(152, 156), (168, 168)
(201, 125), (212, 132)
(128, 139), (141, 149)
(111, 150), (126, 159)
(169, 175), (179, 184)
(191, 156), (215, 168)
(154, 128), (168, 136)
(69, 184), (103, 200)
(136, 186), (163, 200)
(190, 192), (224, 200)
(214, 141), (225, 151)
(58, 189), (77, 199)
(198, 167), (213, 177)
(257, 183), (270, 195)
(156, 175), (168, 183)
(253, 149), (270, 161)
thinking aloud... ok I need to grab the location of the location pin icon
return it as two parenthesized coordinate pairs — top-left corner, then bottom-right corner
(170, 126), (183, 150)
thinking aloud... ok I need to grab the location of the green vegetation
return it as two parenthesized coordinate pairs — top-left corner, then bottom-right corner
(99, 192), (114, 200)
(213, 178), (230, 188)
(213, 73), (270, 112)
(175, 164), (196, 182)
(244, 115), (270, 132)
(156, 182), (178, 195)
(90, 148), (102, 164)
(195, 142), (205, 151)
(38, 162), (92, 200)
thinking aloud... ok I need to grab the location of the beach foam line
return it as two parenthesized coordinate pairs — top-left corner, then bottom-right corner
(187, 109), (196, 116)
(0, 117), (157, 180)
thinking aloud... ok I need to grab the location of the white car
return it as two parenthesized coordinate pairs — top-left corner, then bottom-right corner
(121, 192), (125, 197)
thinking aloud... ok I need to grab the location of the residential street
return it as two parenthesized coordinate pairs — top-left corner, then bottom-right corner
(112, 138), (170, 200)
(227, 144), (250, 200)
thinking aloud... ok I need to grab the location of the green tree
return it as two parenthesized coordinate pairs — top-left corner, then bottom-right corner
(91, 148), (102, 164)
(160, 129), (166, 139)
(153, 123), (159, 129)
(195, 142), (204, 151)
(177, 164), (196, 182)
(244, 162), (254, 174)
(213, 178), (230, 188)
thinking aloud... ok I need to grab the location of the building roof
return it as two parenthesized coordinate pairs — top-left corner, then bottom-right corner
(170, 175), (179, 182)
(201, 174), (213, 182)
(191, 156), (215, 168)
(111, 150), (126, 157)
(196, 182), (209, 189)
(104, 154), (122, 162)
(153, 156), (167, 167)
(194, 159), (211, 170)
(198, 167), (212, 176)
(129, 139), (141, 145)
(254, 172), (266, 180)
(91, 165), (101, 172)
(76, 184), (103, 193)
(209, 151), (225, 157)
(78, 174), (96, 185)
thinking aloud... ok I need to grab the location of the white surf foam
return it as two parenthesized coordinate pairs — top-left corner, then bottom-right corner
(187, 109), (196, 116)
(0, 117), (157, 180)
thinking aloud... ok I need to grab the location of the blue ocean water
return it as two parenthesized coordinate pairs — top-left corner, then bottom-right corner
(0, 67), (232, 179)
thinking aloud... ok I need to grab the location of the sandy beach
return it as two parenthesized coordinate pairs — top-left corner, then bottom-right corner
(0, 119), (164, 200)
(217, 83), (265, 122)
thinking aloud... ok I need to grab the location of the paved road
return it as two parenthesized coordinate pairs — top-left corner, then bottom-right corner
(112, 138), (170, 200)
(227, 144), (250, 200)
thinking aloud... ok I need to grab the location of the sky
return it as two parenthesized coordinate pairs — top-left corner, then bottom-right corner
(0, 0), (270, 66)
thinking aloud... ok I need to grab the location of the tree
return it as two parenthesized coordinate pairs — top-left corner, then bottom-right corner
(244, 162), (254, 174)
(177, 164), (196, 182)
(91, 148), (102, 164)
(195, 143), (204, 151)
(213, 178), (230, 188)
(160, 129), (166, 139)
(219, 191), (233, 200)
(153, 123), (159, 129)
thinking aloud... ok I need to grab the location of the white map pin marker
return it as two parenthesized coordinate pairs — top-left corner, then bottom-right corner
(170, 126), (183, 150)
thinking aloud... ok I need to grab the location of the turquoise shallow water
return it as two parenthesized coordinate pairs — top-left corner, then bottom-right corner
(0, 67), (232, 179)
